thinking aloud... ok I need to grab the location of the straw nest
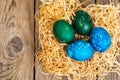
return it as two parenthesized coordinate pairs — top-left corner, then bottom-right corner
(36, 0), (120, 80)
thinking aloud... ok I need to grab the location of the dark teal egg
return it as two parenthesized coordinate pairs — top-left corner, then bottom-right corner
(66, 40), (94, 61)
(72, 10), (93, 35)
(53, 20), (75, 43)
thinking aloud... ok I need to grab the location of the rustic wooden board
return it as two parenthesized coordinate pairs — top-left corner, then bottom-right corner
(35, 0), (95, 80)
(34, 1), (58, 80)
(1, 0), (120, 80)
(35, 1), (51, 80)
(96, 0), (120, 80)
(96, 0), (119, 5)
(0, 0), (34, 80)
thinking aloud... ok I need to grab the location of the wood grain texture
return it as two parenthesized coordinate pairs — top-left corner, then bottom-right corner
(34, 1), (59, 80)
(35, 0), (120, 80)
(96, 0), (119, 5)
(35, 0), (95, 80)
(96, 0), (120, 80)
(0, 0), (34, 80)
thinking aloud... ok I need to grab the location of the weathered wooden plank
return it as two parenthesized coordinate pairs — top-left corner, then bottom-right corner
(96, 0), (120, 80)
(96, 0), (119, 5)
(35, 1), (58, 80)
(0, 0), (34, 80)
(104, 72), (120, 80)
(35, 1), (48, 80)
(35, 0), (95, 80)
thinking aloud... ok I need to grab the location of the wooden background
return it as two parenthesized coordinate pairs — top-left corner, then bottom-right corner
(0, 0), (120, 80)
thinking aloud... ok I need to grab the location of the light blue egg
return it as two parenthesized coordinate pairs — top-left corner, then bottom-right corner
(66, 40), (94, 61)
(90, 27), (111, 52)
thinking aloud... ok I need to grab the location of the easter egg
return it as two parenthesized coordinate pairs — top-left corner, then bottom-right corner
(90, 27), (111, 52)
(53, 20), (75, 43)
(66, 40), (94, 61)
(72, 10), (93, 35)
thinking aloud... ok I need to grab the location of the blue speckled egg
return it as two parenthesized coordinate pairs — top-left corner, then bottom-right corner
(90, 27), (111, 52)
(66, 40), (94, 61)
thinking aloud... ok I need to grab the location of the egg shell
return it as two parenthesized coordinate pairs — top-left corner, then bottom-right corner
(53, 20), (75, 43)
(72, 10), (93, 35)
(66, 40), (94, 61)
(90, 27), (111, 52)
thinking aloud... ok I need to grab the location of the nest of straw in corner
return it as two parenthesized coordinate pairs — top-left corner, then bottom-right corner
(35, 0), (120, 80)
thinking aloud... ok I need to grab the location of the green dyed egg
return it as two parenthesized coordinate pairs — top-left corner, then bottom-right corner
(72, 10), (93, 35)
(53, 20), (75, 43)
